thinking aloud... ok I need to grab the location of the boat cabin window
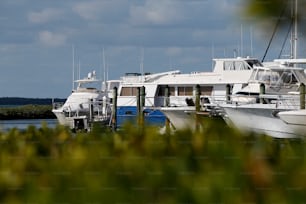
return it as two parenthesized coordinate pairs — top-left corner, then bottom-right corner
(157, 85), (175, 96)
(279, 71), (298, 84)
(178, 86), (193, 96)
(254, 69), (280, 84)
(120, 87), (140, 96)
(200, 86), (213, 95)
(253, 69), (298, 85)
(224, 61), (251, 71)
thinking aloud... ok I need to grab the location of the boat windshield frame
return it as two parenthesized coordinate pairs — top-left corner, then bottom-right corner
(248, 66), (303, 86)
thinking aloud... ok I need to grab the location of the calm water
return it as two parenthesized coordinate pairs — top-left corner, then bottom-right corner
(0, 119), (58, 131)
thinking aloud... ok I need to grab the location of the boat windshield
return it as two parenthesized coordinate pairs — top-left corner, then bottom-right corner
(224, 61), (250, 70)
(251, 68), (298, 86)
(246, 59), (263, 68)
(223, 59), (263, 71)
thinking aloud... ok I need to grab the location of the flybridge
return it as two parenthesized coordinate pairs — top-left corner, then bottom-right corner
(213, 57), (263, 72)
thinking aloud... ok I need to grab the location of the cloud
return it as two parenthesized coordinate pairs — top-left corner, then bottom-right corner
(72, 0), (129, 21)
(165, 47), (183, 57)
(72, 1), (101, 20)
(129, 0), (185, 26)
(28, 8), (63, 24)
(38, 31), (66, 47)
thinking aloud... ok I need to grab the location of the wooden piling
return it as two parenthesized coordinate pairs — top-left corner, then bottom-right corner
(111, 87), (117, 131)
(137, 87), (141, 116)
(137, 86), (145, 127)
(259, 83), (265, 104)
(300, 83), (305, 109)
(195, 84), (201, 131)
(164, 85), (171, 132)
(164, 85), (170, 107)
(226, 84), (231, 103)
(141, 86), (145, 125)
(89, 98), (94, 123)
(195, 85), (201, 112)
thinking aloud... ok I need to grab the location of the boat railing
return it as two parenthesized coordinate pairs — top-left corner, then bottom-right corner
(228, 93), (303, 109)
(259, 93), (301, 109)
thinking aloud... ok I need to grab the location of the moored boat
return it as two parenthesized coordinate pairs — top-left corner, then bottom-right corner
(156, 56), (263, 130)
(221, 58), (306, 138)
(52, 71), (118, 131)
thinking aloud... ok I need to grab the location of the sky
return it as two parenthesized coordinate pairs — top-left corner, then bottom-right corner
(0, 0), (304, 98)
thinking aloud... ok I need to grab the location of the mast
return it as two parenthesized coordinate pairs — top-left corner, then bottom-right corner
(240, 24), (243, 57)
(250, 26), (253, 57)
(140, 47), (144, 82)
(102, 47), (106, 92)
(72, 45), (75, 90)
(291, 0), (298, 59)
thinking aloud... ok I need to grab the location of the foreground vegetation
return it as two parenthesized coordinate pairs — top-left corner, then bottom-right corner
(0, 119), (305, 203)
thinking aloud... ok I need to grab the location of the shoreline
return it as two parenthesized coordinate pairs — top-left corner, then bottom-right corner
(0, 104), (56, 120)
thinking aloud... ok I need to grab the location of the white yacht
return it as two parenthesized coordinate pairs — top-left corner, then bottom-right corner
(152, 57), (263, 129)
(52, 71), (119, 131)
(220, 0), (306, 138)
(113, 56), (263, 129)
(221, 59), (306, 138)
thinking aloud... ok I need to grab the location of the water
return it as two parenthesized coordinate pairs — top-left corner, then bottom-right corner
(0, 119), (58, 131)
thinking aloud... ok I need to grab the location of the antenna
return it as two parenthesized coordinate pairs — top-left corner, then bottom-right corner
(72, 45), (75, 90)
(140, 47), (144, 74)
(102, 47), (106, 92)
(240, 24), (243, 57)
(78, 59), (81, 80)
(250, 26), (253, 57)
(140, 47), (144, 82)
(106, 63), (109, 81)
(211, 42), (215, 70)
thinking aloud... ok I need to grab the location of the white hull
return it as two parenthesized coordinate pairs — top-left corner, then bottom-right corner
(52, 71), (112, 131)
(52, 110), (68, 125)
(222, 104), (302, 138)
(278, 109), (306, 136)
(161, 107), (197, 130)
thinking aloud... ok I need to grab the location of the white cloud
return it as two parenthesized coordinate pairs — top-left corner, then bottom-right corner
(38, 31), (66, 47)
(165, 47), (182, 57)
(72, 1), (101, 20)
(28, 8), (63, 24)
(129, 0), (184, 26)
(72, 0), (129, 22)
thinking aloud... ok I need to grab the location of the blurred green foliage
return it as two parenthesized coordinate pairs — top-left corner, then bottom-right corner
(242, 0), (306, 28)
(0, 119), (305, 203)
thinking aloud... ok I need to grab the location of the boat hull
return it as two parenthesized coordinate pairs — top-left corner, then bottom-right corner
(278, 109), (306, 136)
(160, 107), (197, 130)
(116, 106), (166, 127)
(222, 104), (301, 138)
